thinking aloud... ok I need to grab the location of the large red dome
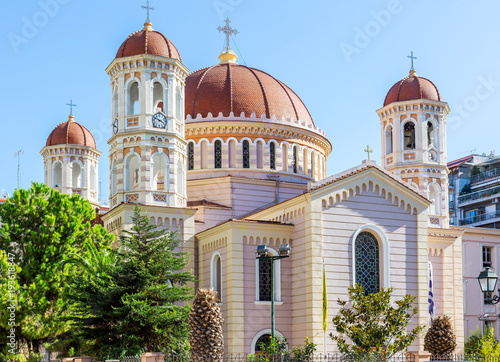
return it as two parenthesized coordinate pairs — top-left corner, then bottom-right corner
(384, 70), (441, 106)
(46, 116), (96, 148)
(185, 62), (314, 126)
(115, 22), (181, 61)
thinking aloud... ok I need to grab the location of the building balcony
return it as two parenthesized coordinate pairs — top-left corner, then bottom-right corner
(471, 168), (500, 186)
(458, 185), (500, 207)
(459, 210), (500, 227)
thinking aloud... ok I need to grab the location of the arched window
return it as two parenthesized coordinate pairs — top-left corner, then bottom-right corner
(256, 248), (281, 302)
(214, 140), (222, 169)
(429, 184), (441, 215)
(53, 162), (62, 187)
(355, 231), (380, 295)
(152, 153), (169, 191)
(403, 122), (416, 150)
(125, 154), (140, 191)
(177, 159), (184, 195)
(175, 86), (182, 120)
(292, 146), (299, 173)
(211, 253), (222, 302)
(200, 141), (207, 169)
(111, 160), (117, 195)
(72, 163), (82, 188)
(257, 141), (263, 169)
(228, 140), (236, 168)
(269, 142), (276, 170)
(129, 82), (139, 115)
(153, 82), (164, 112)
(255, 334), (272, 353)
(188, 142), (194, 170)
(427, 121), (436, 148)
(385, 125), (393, 155)
(243, 140), (250, 169)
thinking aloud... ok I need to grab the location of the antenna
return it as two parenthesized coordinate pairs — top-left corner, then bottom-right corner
(14, 150), (24, 189)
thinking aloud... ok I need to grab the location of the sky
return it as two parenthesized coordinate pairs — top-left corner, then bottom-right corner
(1, 0), (499, 203)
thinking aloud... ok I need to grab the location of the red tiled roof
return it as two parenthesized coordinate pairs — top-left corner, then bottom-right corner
(384, 70), (441, 106)
(185, 63), (314, 126)
(116, 23), (181, 61)
(447, 155), (475, 170)
(46, 116), (96, 148)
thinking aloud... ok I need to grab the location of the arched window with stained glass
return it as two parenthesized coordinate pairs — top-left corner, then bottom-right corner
(214, 140), (222, 169)
(355, 231), (380, 295)
(243, 140), (250, 169)
(269, 142), (276, 170)
(188, 142), (194, 170)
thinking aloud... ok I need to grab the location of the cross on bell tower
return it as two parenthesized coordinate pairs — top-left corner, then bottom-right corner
(142, 0), (155, 23)
(217, 18), (239, 52)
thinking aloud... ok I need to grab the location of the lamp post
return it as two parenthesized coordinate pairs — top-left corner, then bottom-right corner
(477, 267), (500, 304)
(255, 244), (291, 340)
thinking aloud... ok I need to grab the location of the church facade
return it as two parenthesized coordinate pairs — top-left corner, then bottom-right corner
(40, 17), (500, 357)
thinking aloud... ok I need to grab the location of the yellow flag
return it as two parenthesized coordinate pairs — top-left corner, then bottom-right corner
(323, 263), (327, 332)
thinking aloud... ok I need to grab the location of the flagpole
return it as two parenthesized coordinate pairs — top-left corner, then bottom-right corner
(323, 258), (327, 356)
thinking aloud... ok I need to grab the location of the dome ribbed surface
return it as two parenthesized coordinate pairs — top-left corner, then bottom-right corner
(46, 117), (96, 148)
(185, 63), (314, 126)
(384, 71), (441, 106)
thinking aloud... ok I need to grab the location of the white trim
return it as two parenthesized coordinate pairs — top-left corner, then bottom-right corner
(351, 224), (390, 289)
(255, 247), (282, 302)
(250, 329), (284, 354)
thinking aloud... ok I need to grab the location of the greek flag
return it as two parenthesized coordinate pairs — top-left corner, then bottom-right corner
(428, 261), (434, 323)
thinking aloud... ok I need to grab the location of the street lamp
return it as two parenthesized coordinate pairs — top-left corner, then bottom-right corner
(477, 267), (500, 304)
(255, 244), (291, 340)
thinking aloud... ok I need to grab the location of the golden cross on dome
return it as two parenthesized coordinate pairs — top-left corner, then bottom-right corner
(142, 0), (155, 23)
(364, 145), (373, 160)
(407, 51), (417, 70)
(217, 18), (239, 52)
(66, 99), (76, 116)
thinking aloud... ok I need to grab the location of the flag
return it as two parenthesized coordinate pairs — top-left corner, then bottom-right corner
(428, 261), (434, 323)
(323, 262), (328, 332)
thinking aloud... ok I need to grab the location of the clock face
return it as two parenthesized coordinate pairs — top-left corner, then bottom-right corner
(113, 119), (119, 134)
(152, 112), (167, 129)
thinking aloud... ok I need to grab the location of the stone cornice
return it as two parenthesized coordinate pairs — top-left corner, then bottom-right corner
(106, 54), (189, 80)
(376, 99), (450, 118)
(185, 116), (331, 155)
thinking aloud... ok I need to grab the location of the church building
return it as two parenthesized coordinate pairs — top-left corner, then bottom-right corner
(40, 13), (500, 357)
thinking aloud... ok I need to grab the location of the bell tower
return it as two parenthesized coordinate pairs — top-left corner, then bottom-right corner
(105, 20), (189, 210)
(377, 65), (450, 228)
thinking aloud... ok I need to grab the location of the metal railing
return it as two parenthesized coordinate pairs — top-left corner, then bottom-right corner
(428, 354), (500, 361)
(471, 168), (500, 184)
(458, 185), (500, 204)
(460, 210), (500, 226)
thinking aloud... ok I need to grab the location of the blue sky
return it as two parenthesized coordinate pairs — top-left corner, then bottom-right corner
(1, 0), (499, 202)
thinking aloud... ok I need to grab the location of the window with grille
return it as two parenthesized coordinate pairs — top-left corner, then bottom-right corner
(270, 143), (276, 170)
(259, 258), (272, 301)
(293, 146), (298, 173)
(188, 142), (194, 170)
(214, 140), (222, 169)
(355, 231), (380, 295)
(483, 246), (493, 268)
(243, 140), (250, 169)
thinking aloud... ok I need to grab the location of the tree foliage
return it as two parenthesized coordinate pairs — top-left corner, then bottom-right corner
(465, 327), (500, 357)
(0, 183), (112, 361)
(330, 284), (423, 360)
(66, 206), (194, 359)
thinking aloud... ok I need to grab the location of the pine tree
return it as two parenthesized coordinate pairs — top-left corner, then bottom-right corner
(67, 206), (194, 358)
(424, 315), (457, 360)
(189, 288), (224, 361)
